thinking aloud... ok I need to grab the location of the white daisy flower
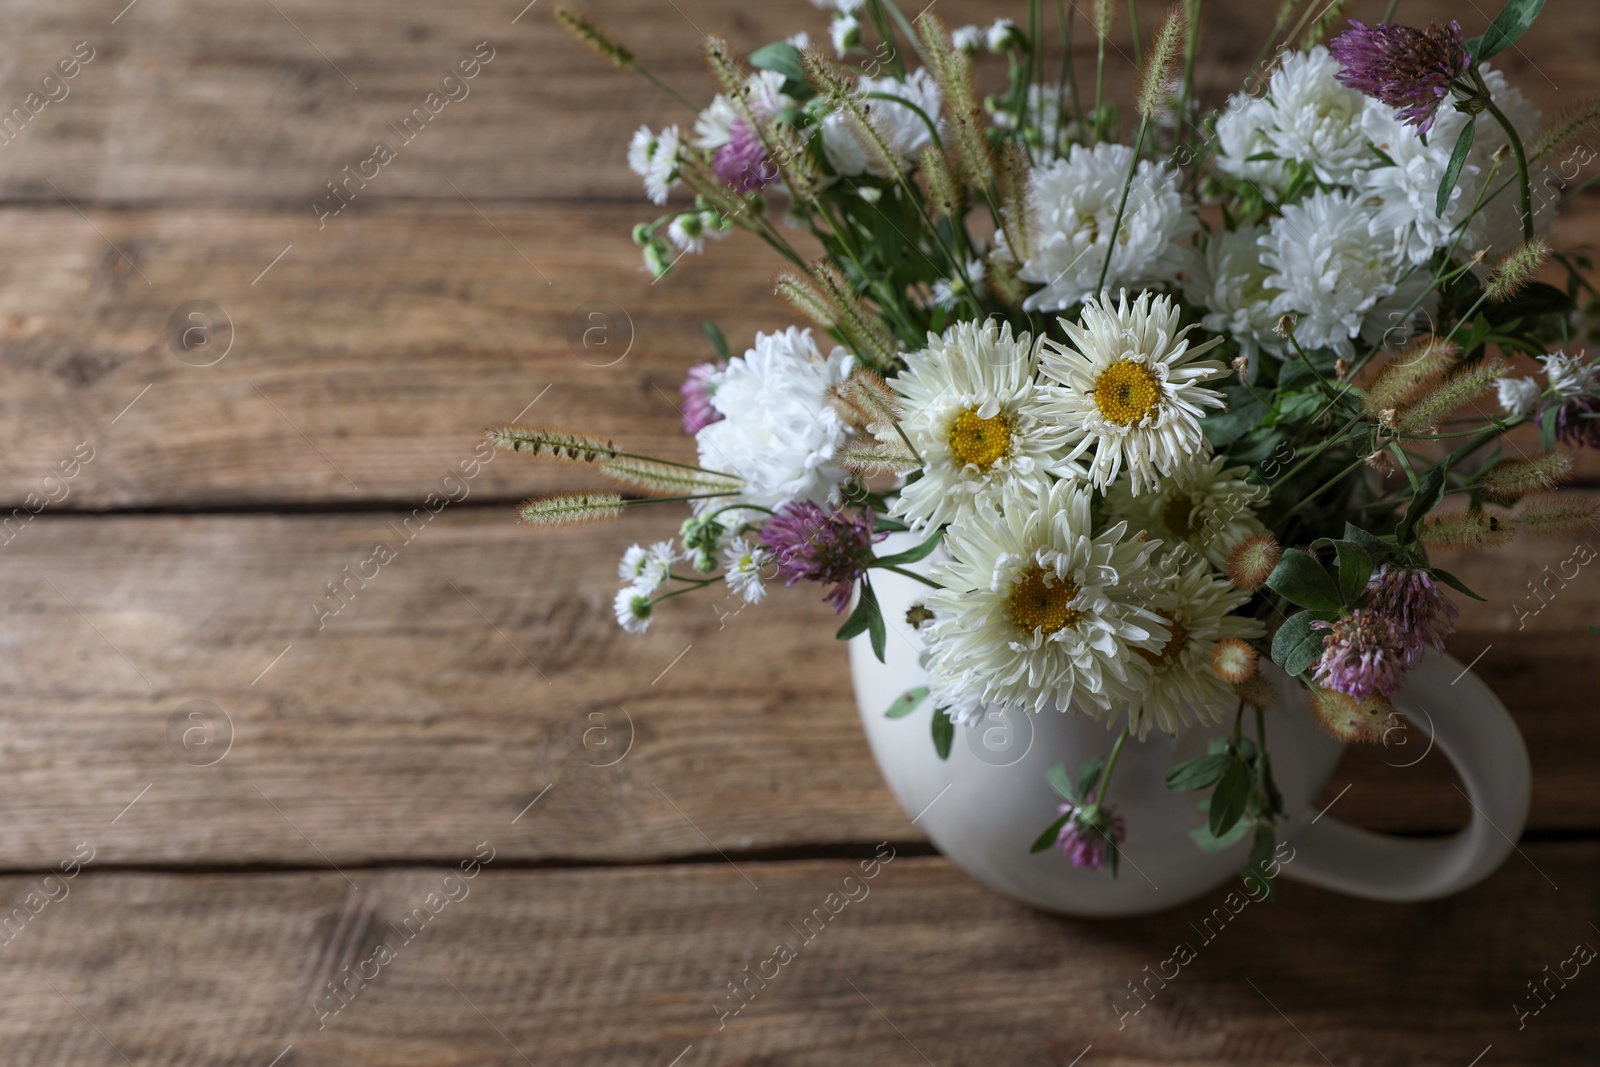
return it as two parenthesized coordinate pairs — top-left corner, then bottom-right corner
(1496, 376), (1542, 417)
(1259, 46), (1372, 187)
(722, 538), (769, 604)
(1213, 92), (1292, 195)
(1104, 455), (1269, 571)
(1260, 189), (1406, 358)
(820, 69), (942, 180)
(1040, 290), (1228, 494)
(1124, 556), (1265, 738)
(986, 18), (1020, 53)
(626, 125), (681, 205)
(616, 541), (676, 594)
(614, 585), (655, 634)
(922, 479), (1168, 725)
(930, 258), (986, 311)
(1183, 225), (1285, 364)
(890, 319), (1084, 530)
(696, 327), (854, 510)
(1015, 142), (1198, 312)
(951, 25), (983, 52)
(830, 13), (861, 56)
(1540, 351), (1598, 399)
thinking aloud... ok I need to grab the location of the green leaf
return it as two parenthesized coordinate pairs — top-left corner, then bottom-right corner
(931, 707), (954, 760)
(1047, 762), (1078, 803)
(1396, 460), (1450, 546)
(872, 530), (943, 568)
(1030, 811), (1072, 853)
(747, 41), (807, 84)
(1189, 815), (1254, 852)
(1271, 610), (1326, 678)
(1242, 825), (1278, 901)
(1431, 566), (1488, 602)
(835, 580), (881, 657)
(884, 686), (930, 719)
(702, 320), (729, 363)
(1469, 0), (1547, 61)
(1437, 119), (1476, 219)
(1333, 540), (1375, 605)
(1166, 753), (1235, 792)
(1267, 549), (1343, 612)
(1342, 523), (1392, 562)
(866, 580), (886, 663)
(1076, 756), (1106, 802)
(1540, 402), (1560, 451)
(1209, 761), (1252, 838)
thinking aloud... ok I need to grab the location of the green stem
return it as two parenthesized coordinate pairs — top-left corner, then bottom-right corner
(1381, 0), (1401, 21)
(634, 64), (698, 113)
(1095, 119), (1149, 294)
(1094, 726), (1132, 804)
(1127, 0), (1142, 68)
(877, 563), (942, 588)
(1478, 86), (1535, 242)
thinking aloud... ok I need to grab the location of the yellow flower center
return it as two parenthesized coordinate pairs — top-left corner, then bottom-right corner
(1093, 360), (1162, 427)
(947, 408), (1013, 470)
(1136, 614), (1189, 670)
(1007, 565), (1082, 637)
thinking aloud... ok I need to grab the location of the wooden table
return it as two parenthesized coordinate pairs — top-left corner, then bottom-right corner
(1, 1), (1595, 1063)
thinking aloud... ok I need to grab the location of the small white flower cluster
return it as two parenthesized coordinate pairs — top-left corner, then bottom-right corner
(1497, 350), (1599, 417)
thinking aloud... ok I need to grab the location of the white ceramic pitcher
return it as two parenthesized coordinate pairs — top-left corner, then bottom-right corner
(849, 535), (1532, 917)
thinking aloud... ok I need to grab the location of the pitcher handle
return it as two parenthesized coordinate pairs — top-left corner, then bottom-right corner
(1280, 653), (1531, 901)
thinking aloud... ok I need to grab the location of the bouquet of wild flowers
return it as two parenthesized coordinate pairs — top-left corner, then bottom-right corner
(503, 0), (1595, 887)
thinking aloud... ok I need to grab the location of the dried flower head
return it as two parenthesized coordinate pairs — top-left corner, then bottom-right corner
(1234, 674), (1277, 711)
(1364, 565), (1458, 665)
(1210, 637), (1259, 684)
(1306, 684), (1390, 743)
(1329, 20), (1471, 135)
(1311, 609), (1408, 699)
(1226, 532), (1283, 592)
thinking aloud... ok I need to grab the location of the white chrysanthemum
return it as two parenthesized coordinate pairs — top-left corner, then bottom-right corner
(1261, 189), (1406, 358)
(694, 71), (791, 150)
(890, 319), (1084, 530)
(951, 25), (982, 51)
(986, 18), (1020, 52)
(1357, 102), (1478, 266)
(722, 538), (769, 604)
(820, 69), (942, 179)
(614, 585), (654, 634)
(924, 479), (1167, 726)
(617, 540), (677, 594)
(1496, 376), (1542, 417)
(1016, 143), (1198, 311)
(1040, 290), (1228, 494)
(627, 125), (681, 205)
(1105, 455), (1269, 571)
(1540, 351), (1598, 400)
(930, 258), (986, 311)
(1124, 557), (1265, 738)
(696, 327), (853, 509)
(1260, 46), (1372, 187)
(1183, 225), (1285, 364)
(1213, 92), (1292, 195)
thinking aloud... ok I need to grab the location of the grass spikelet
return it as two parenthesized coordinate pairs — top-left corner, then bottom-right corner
(1361, 337), (1458, 416)
(487, 427), (618, 462)
(1226, 533), (1282, 592)
(553, 6), (634, 68)
(597, 457), (744, 497)
(1513, 494), (1600, 534)
(1531, 101), (1600, 162)
(1137, 5), (1187, 119)
(833, 369), (903, 431)
(919, 146), (963, 220)
(1484, 237), (1550, 303)
(519, 491), (624, 527)
(836, 440), (921, 476)
(1307, 685), (1388, 744)
(1398, 357), (1509, 434)
(1418, 509), (1516, 549)
(775, 271), (837, 329)
(1092, 0), (1115, 38)
(917, 14), (993, 192)
(995, 140), (1034, 263)
(1478, 450), (1574, 502)
(801, 50), (905, 183)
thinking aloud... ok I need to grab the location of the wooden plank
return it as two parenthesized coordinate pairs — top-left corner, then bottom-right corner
(1, 851), (1593, 1064)
(0, 197), (1598, 512)
(0, 0), (1592, 204)
(0, 509), (1590, 870)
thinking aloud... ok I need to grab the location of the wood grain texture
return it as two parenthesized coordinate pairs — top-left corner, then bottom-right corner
(0, 508), (1589, 870)
(1, 853), (1594, 1065)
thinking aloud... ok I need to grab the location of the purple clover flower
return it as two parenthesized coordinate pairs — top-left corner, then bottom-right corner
(1364, 564), (1459, 664)
(1329, 20), (1471, 135)
(680, 361), (724, 435)
(757, 501), (885, 613)
(1553, 394), (1600, 450)
(1055, 801), (1126, 871)
(712, 118), (778, 193)
(1311, 609), (1410, 700)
